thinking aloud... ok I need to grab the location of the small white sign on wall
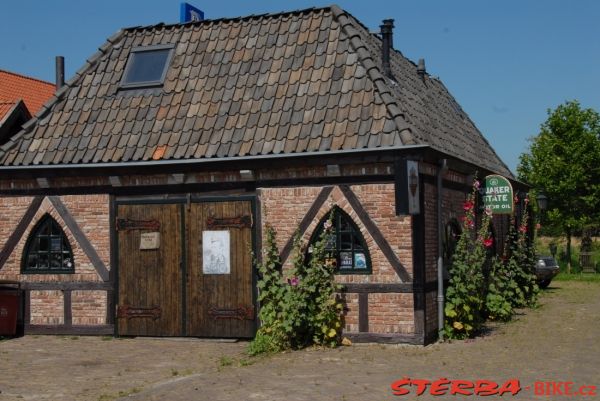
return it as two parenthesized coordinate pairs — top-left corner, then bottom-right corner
(140, 232), (160, 250)
(202, 230), (230, 274)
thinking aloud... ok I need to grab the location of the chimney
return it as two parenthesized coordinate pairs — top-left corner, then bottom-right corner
(55, 56), (65, 90)
(380, 19), (394, 78)
(417, 58), (426, 81)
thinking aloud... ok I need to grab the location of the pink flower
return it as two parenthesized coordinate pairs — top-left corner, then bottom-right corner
(483, 237), (494, 248)
(524, 197), (530, 205)
(535, 223), (541, 230)
(473, 180), (481, 189)
(519, 225), (527, 233)
(288, 277), (299, 286)
(485, 207), (493, 216)
(323, 220), (333, 230)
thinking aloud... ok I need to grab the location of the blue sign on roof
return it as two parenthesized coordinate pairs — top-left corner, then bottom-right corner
(180, 3), (204, 23)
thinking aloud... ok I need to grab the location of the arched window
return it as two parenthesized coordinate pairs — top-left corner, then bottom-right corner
(22, 214), (74, 274)
(309, 207), (371, 274)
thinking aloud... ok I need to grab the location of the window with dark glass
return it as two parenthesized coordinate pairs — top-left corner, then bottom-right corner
(309, 207), (371, 274)
(120, 45), (174, 88)
(22, 214), (74, 274)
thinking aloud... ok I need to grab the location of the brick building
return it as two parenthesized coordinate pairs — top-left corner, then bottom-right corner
(0, 6), (522, 343)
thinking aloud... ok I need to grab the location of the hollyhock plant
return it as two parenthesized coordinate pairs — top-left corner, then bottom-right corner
(445, 176), (488, 339)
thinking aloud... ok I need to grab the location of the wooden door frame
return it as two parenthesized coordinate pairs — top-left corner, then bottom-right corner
(112, 194), (259, 337)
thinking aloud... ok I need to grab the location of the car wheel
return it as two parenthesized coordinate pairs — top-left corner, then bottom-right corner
(539, 279), (551, 289)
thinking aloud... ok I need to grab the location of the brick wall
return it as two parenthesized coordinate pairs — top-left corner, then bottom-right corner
(72, 290), (107, 325)
(29, 290), (63, 325)
(0, 195), (110, 327)
(260, 183), (415, 335)
(368, 293), (414, 334)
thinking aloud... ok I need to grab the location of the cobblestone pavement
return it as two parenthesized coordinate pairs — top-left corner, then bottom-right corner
(1, 281), (598, 401)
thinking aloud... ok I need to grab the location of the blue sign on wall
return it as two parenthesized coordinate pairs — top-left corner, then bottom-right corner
(180, 3), (204, 23)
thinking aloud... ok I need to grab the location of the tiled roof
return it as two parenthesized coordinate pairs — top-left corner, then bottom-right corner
(0, 70), (54, 121)
(0, 101), (18, 122)
(0, 5), (512, 177)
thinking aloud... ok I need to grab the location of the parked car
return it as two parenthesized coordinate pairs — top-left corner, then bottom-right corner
(535, 256), (560, 288)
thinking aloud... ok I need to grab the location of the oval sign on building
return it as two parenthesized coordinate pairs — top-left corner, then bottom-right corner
(484, 175), (514, 214)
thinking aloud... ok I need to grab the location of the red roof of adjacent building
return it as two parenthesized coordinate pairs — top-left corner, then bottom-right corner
(0, 69), (55, 121)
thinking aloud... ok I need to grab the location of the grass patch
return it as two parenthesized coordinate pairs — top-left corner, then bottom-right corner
(219, 355), (234, 367)
(536, 236), (600, 273)
(554, 272), (600, 282)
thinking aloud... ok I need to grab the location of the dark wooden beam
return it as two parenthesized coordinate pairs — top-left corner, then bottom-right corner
(411, 175), (426, 338)
(0, 196), (43, 270)
(339, 185), (412, 282)
(107, 195), (117, 326)
(345, 332), (423, 345)
(24, 289), (31, 324)
(63, 290), (72, 326)
(279, 186), (334, 264)
(358, 293), (369, 333)
(24, 324), (114, 335)
(341, 283), (413, 293)
(20, 282), (112, 291)
(48, 196), (110, 282)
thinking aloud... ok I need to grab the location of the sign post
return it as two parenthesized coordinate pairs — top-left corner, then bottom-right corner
(483, 175), (514, 214)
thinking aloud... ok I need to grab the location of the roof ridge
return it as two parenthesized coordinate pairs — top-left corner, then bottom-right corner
(432, 79), (513, 176)
(330, 5), (418, 146)
(123, 5), (333, 33)
(0, 69), (54, 87)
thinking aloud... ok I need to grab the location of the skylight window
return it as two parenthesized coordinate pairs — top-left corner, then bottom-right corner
(120, 44), (174, 88)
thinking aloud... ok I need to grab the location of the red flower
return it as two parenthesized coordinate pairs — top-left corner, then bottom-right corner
(463, 200), (474, 211)
(483, 237), (494, 248)
(519, 225), (527, 233)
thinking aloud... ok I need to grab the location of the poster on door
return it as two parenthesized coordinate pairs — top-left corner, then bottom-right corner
(202, 230), (230, 274)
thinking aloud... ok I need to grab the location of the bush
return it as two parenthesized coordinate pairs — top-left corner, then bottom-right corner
(444, 180), (488, 339)
(445, 178), (539, 339)
(248, 219), (343, 355)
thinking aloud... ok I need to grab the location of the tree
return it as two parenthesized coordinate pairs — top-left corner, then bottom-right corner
(518, 100), (600, 269)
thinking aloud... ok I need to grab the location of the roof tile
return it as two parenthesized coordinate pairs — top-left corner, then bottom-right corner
(0, 6), (511, 177)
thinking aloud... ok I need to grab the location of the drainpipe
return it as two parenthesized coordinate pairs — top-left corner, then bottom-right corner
(437, 159), (448, 340)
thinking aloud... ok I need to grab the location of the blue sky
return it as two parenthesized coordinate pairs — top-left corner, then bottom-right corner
(2, 1), (599, 174)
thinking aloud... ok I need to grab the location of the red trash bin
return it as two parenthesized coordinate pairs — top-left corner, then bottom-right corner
(0, 281), (22, 336)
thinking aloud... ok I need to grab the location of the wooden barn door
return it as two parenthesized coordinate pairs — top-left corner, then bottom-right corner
(116, 199), (255, 338)
(116, 204), (183, 337)
(186, 200), (255, 338)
